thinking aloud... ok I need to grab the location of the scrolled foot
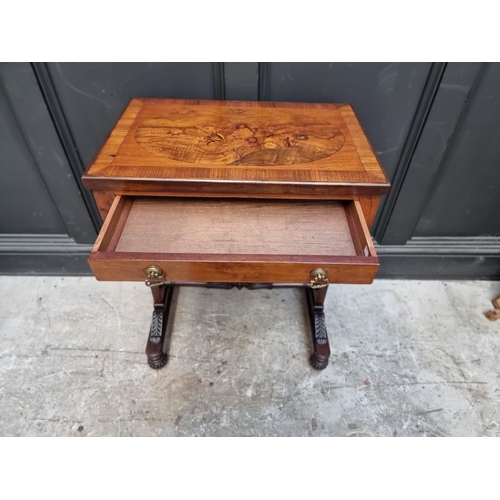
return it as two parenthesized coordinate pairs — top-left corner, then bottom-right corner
(148, 352), (168, 369)
(310, 353), (329, 370)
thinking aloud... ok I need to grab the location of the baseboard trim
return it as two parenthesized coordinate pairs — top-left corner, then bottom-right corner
(376, 237), (500, 279)
(1, 236), (499, 279)
(377, 236), (500, 255)
(0, 234), (93, 253)
(0, 234), (92, 275)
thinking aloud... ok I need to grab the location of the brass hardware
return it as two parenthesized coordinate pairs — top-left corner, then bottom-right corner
(144, 265), (166, 287)
(309, 268), (329, 289)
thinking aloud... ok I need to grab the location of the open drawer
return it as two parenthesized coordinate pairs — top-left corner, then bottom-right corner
(89, 196), (379, 285)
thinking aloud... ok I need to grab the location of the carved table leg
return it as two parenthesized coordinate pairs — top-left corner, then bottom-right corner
(146, 284), (175, 369)
(305, 286), (331, 370)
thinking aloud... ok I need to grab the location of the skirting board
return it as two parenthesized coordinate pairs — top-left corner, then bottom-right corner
(1, 235), (500, 280)
(0, 235), (93, 276)
(377, 237), (500, 280)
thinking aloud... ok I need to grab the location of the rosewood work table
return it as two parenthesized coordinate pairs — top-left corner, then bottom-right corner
(82, 99), (390, 370)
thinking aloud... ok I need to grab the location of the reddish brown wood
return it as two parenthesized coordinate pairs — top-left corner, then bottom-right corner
(83, 98), (391, 371)
(82, 99), (390, 199)
(88, 196), (379, 285)
(346, 200), (377, 257)
(306, 286), (331, 370)
(146, 284), (176, 369)
(92, 191), (114, 221)
(358, 196), (381, 229)
(105, 198), (133, 252)
(90, 257), (378, 284)
(91, 195), (131, 253)
(144, 281), (336, 370)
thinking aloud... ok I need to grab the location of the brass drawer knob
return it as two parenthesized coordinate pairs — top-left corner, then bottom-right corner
(309, 268), (329, 289)
(144, 265), (166, 287)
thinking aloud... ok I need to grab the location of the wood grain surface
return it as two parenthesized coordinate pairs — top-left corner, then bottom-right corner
(115, 198), (357, 256)
(134, 108), (346, 166)
(93, 191), (115, 220)
(89, 196), (379, 284)
(83, 99), (390, 197)
(89, 256), (379, 284)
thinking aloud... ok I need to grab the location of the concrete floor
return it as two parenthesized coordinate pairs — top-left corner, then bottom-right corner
(0, 276), (499, 437)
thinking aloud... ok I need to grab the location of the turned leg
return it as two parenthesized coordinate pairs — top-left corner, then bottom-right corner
(146, 284), (175, 369)
(305, 285), (331, 370)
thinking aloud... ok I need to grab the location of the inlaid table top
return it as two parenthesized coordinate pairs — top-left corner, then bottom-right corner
(83, 99), (390, 197)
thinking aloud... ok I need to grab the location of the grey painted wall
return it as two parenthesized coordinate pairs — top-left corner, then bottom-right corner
(1, 62), (499, 279)
(0, 73), (65, 235)
(415, 63), (500, 238)
(46, 63), (217, 168)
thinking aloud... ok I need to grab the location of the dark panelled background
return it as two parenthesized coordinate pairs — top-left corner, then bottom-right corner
(1, 62), (499, 278)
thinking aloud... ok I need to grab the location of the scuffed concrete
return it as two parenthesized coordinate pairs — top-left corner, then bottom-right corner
(0, 277), (499, 437)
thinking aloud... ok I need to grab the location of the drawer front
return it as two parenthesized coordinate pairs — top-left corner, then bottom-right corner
(89, 196), (379, 285)
(90, 258), (378, 285)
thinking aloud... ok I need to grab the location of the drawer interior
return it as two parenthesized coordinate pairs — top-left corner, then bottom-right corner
(95, 197), (374, 257)
(90, 196), (378, 283)
(115, 198), (357, 256)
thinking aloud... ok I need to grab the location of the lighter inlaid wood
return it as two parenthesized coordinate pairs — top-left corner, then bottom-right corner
(84, 99), (390, 220)
(83, 99), (390, 194)
(134, 109), (345, 166)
